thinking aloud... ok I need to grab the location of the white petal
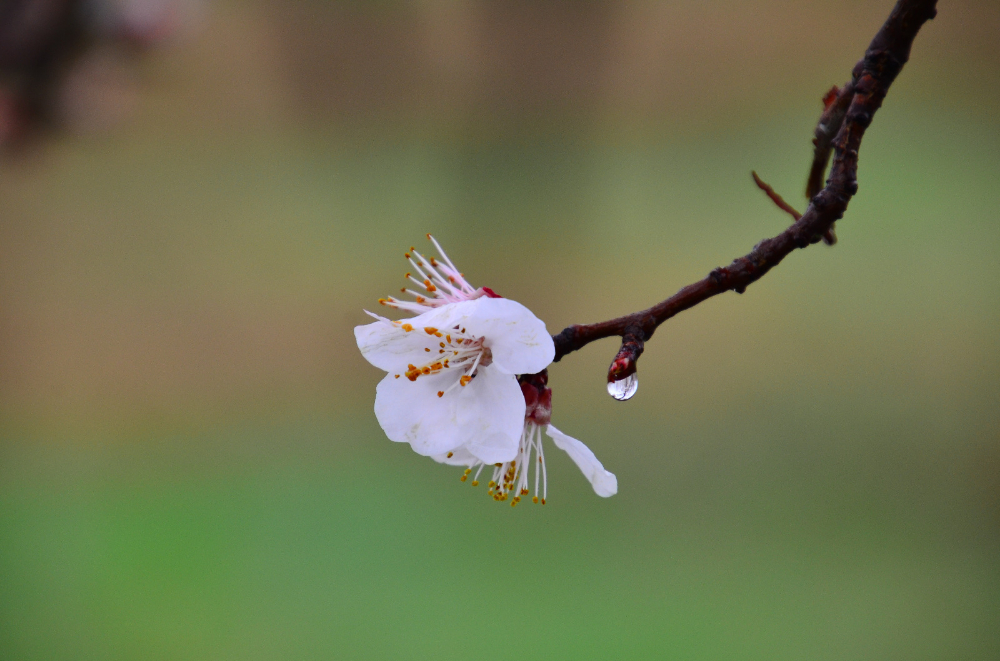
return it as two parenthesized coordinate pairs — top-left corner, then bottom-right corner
(375, 371), (465, 455)
(373, 364), (523, 460)
(457, 366), (523, 464)
(466, 431), (518, 465)
(545, 424), (618, 497)
(354, 304), (468, 373)
(459, 297), (555, 375)
(431, 446), (478, 466)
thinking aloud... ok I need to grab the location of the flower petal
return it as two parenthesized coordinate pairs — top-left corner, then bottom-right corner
(373, 364), (523, 460)
(545, 424), (618, 497)
(460, 297), (555, 375)
(354, 304), (470, 373)
(431, 446), (478, 466)
(457, 366), (523, 464)
(374, 371), (464, 455)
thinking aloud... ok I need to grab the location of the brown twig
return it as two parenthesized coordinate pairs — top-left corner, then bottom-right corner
(751, 171), (802, 222)
(551, 0), (938, 379)
(807, 82), (857, 202)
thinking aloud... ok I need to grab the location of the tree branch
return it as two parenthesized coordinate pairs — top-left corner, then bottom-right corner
(551, 0), (938, 384)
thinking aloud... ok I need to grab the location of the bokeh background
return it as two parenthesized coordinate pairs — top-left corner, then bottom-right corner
(2, 1), (999, 659)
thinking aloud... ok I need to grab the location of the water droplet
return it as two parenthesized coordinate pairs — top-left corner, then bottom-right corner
(607, 373), (638, 401)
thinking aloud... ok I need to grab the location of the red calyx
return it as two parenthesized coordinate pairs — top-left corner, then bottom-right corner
(519, 372), (551, 426)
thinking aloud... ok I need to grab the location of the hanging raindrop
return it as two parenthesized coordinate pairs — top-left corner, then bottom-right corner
(607, 373), (638, 401)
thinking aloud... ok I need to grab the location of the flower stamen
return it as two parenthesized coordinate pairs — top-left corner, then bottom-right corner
(464, 422), (548, 506)
(379, 235), (485, 313)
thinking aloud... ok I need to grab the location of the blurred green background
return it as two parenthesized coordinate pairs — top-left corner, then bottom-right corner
(2, 1), (999, 659)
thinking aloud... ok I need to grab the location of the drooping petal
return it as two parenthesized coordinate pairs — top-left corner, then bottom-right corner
(545, 424), (618, 497)
(355, 303), (477, 373)
(374, 364), (523, 460)
(459, 297), (555, 375)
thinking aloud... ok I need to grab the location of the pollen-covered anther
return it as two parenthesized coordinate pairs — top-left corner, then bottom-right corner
(459, 375), (472, 387)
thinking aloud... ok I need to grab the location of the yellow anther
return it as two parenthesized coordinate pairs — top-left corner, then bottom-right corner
(446, 452), (454, 458)
(471, 481), (479, 487)
(424, 327), (438, 335)
(401, 323), (413, 332)
(460, 475), (467, 482)
(437, 391), (444, 398)
(460, 375), (472, 387)
(532, 496), (539, 504)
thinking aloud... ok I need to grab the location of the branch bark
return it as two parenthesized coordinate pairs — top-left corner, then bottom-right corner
(551, 0), (938, 380)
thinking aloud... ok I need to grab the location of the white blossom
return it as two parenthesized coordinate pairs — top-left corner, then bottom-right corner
(355, 235), (617, 506)
(355, 236), (554, 464)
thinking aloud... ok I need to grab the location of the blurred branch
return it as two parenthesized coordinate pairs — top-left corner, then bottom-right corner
(551, 0), (939, 386)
